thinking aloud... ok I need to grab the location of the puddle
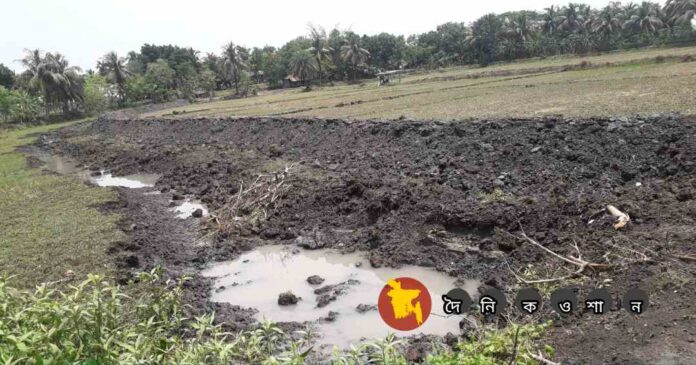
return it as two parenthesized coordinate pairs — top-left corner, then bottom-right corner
(171, 200), (209, 219)
(92, 173), (158, 188)
(36, 152), (158, 188)
(202, 245), (479, 348)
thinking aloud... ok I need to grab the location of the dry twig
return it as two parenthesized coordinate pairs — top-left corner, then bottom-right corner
(529, 351), (560, 365)
(207, 163), (296, 237)
(503, 223), (611, 284)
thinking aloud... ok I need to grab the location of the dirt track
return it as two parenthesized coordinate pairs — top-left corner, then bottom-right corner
(39, 115), (696, 364)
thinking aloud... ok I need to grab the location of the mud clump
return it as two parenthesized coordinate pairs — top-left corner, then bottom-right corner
(356, 304), (377, 313)
(277, 291), (300, 306)
(306, 275), (325, 285)
(314, 279), (360, 308)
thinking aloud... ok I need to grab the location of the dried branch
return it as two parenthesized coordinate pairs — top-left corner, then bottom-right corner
(529, 351), (560, 365)
(207, 163), (296, 237)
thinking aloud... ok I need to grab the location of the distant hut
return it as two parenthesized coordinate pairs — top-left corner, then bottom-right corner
(283, 75), (303, 89)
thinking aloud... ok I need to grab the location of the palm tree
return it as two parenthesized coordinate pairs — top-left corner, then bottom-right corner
(97, 51), (130, 106)
(340, 37), (370, 81)
(499, 13), (535, 42)
(595, 6), (622, 38)
(623, 2), (664, 34)
(221, 42), (248, 94)
(542, 6), (560, 35)
(20, 49), (83, 116)
(558, 4), (582, 33)
(307, 24), (332, 87)
(290, 51), (318, 90)
(665, 0), (696, 25)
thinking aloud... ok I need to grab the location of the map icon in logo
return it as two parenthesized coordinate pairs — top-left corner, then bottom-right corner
(378, 277), (432, 331)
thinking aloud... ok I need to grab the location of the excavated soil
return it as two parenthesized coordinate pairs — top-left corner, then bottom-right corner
(38, 115), (696, 364)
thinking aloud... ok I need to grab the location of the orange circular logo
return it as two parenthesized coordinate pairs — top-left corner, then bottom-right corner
(378, 277), (432, 331)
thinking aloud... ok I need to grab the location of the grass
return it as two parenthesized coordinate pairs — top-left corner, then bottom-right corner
(145, 46), (696, 120)
(0, 121), (124, 288)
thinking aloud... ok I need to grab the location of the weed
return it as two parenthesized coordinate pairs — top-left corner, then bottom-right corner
(427, 323), (552, 365)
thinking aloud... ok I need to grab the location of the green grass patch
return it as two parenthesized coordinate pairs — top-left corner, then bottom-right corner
(0, 121), (124, 288)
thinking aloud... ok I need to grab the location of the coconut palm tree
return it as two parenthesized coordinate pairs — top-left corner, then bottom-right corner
(97, 51), (130, 105)
(499, 13), (535, 42)
(595, 6), (622, 38)
(665, 0), (696, 25)
(221, 42), (248, 94)
(20, 49), (83, 116)
(542, 6), (561, 35)
(340, 37), (370, 81)
(290, 50), (318, 90)
(307, 24), (332, 87)
(623, 2), (664, 34)
(558, 4), (583, 33)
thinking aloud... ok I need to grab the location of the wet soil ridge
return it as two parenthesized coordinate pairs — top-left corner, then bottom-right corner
(40, 115), (696, 363)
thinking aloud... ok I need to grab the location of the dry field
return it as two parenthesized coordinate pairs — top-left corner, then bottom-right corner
(144, 46), (696, 120)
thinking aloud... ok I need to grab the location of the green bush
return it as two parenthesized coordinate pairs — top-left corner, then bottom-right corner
(426, 323), (552, 365)
(0, 268), (324, 365)
(0, 87), (41, 124)
(82, 75), (110, 116)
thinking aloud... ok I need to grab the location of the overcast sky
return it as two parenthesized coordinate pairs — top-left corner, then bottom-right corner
(1, 0), (639, 72)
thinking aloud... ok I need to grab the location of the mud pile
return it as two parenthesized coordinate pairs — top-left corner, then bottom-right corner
(40, 115), (696, 363)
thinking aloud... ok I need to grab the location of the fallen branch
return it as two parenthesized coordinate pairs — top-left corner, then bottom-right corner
(503, 223), (612, 284)
(529, 351), (560, 365)
(207, 163), (296, 237)
(506, 260), (587, 285)
(505, 225), (611, 270)
(675, 254), (696, 262)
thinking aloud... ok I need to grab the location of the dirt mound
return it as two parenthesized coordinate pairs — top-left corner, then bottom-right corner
(40, 115), (696, 363)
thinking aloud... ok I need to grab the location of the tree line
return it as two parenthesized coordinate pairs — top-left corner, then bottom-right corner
(1, 0), (695, 124)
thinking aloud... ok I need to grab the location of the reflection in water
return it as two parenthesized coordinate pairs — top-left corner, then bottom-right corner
(202, 245), (480, 348)
(171, 200), (209, 219)
(93, 173), (158, 188)
(37, 152), (158, 188)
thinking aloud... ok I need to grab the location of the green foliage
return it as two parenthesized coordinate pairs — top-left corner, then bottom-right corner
(331, 333), (407, 365)
(97, 52), (130, 106)
(290, 50), (318, 88)
(427, 323), (552, 365)
(0, 63), (14, 89)
(124, 75), (151, 104)
(82, 75), (110, 115)
(131, 44), (200, 78)
(0, 268), (295, 364)
(174, 62), (198, 101)
(0, 86), (41, 124)
(221, 42), (249, 94)
(144, 59), (176, 103)
(198, 69), (217, 99)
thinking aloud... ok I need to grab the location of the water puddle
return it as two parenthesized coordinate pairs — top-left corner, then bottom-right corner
(171, 200), (209, 219)
(202, 245), (479, 348)
(36, 152), (158, 188)
(92, 173), (158, 188)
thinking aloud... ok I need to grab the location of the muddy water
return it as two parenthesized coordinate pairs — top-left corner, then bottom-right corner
(171, 200), (209, 219)
(202, 245), (479, 348)
(37, 153), (158, 188)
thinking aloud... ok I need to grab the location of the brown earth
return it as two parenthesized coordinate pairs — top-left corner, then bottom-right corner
(37, 115), (696, 364)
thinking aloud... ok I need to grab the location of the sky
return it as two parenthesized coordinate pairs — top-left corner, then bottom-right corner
(0, 0), (649, 72)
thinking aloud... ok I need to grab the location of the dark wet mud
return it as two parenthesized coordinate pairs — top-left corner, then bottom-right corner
(36, 115), (696, 363)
